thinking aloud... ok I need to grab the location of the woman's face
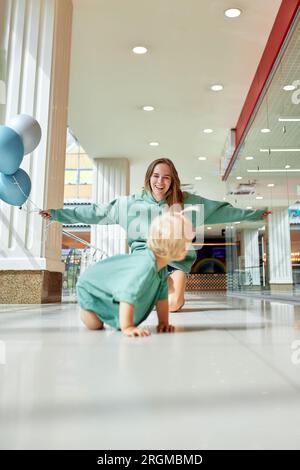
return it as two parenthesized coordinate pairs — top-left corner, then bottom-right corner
(150, 163), (172, 201)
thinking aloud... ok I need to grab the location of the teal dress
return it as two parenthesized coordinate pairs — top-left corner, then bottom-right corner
(51, 190), (264, 273)
(77, 248), (168, 330)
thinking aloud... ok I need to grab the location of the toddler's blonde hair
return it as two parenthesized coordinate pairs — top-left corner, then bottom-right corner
(147, 211), (195, 261)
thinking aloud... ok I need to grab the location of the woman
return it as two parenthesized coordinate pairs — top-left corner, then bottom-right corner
(40, 158), (266, 311)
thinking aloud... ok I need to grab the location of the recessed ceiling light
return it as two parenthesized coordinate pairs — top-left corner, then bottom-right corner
(236, 176), (242, 180)
(285, 164), (291, 169)
(245, 156), (254, 160)
(210, 84), (223, 91)
(267, 183), (275, 187)
(149, 142), (159, 146)
(246, 206), (253, 210)
(203, 128), (214, 134)
(206, 226), (212, 230)
(132, 46), (148, 54)
(283, 85), (296, 91)
(260, 128), (271, 133)
(142, 105), (154, 111)
(224, 8), (242, 18)
(195, 176), (202, 180)
(256, 196), (264, 200)
(198, 157), (207, 161)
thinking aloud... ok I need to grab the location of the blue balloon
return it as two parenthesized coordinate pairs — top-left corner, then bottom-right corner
(0, 168), (31, 206)
(0, 125), (24, 175)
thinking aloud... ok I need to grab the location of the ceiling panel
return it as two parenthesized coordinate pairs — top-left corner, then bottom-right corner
(69, 0), (281, 199)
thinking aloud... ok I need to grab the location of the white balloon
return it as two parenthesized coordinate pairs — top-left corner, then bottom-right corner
(8, 114), (42, 155)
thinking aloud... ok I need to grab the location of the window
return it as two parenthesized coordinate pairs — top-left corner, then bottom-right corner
(79, 170), (93, 184)
(65, 170), (78, 184)
(64, 136), (93, 201)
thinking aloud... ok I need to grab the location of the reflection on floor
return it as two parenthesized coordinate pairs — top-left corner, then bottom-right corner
(0, 292), (300, 450)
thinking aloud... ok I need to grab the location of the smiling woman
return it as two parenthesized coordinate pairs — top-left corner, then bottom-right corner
(40, 157), (265, 312)
(150, 165), (172, 201)
(144, 158), (183, 206)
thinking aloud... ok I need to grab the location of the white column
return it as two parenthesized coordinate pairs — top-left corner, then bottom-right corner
(0, 0), (72, 272)
(241, 229), (260, 286)
(0, 0), (8, 124)
(268, 208), (293, 291)
(92, 158), (129, 257)
(225, 225), (239, 291)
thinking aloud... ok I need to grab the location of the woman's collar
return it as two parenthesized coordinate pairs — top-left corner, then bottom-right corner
(143, 190), (166, 205)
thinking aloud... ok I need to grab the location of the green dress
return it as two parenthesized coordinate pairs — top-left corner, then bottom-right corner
(51, 190), (264, 272)
(77, 248), (168, 329)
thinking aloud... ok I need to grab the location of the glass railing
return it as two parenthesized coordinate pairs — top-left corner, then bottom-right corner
(61, 248), (105, 301)
(227, 266), (265, 291)
(62, 249), (83, 301)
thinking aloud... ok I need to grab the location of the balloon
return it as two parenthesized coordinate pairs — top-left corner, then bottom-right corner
(0, 168), (31, 206)
(8, 114), (42, 155)
(0, 126), (24, 175)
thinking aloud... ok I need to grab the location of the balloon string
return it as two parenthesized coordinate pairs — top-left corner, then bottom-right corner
(12, 175), (108, 257)
(12, 176), (41, 212)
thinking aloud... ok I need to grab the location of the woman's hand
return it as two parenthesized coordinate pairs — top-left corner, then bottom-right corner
(262, 210), (272, 219)
(39, 210), (52, 220)
(122, 326), (150, 337)
(157, 323), (175, 333)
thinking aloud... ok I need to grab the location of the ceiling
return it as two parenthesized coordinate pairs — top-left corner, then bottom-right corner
(69, 0), (282, 206)
(226, 10), (300, 209)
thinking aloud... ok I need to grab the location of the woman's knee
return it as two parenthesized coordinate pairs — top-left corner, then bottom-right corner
(168, 276), (175, 293)
(168, 270), (186, 311)
(80, 309), (104, 330)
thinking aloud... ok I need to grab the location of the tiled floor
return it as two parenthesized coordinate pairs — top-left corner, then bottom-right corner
(0, 293), (300, 449)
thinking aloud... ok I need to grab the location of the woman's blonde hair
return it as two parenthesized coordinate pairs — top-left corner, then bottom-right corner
(144, 158), (184, 207)
(147, 211), (194, 261)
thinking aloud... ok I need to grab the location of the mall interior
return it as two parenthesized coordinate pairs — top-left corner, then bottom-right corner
(1, 0), (300, 450)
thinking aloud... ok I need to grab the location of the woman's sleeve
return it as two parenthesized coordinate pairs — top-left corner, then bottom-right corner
(184, 193), (264, 225)
(50, 199), (120, 225)
(203, 198), (265, 224)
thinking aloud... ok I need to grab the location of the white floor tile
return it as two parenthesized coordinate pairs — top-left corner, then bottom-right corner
(0, 293), (300, 449)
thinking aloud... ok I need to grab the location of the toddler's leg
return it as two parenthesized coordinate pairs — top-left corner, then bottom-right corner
(80, 309), (104, 330)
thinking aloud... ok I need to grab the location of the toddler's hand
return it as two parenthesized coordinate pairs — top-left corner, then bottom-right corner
(122, 326), (150, 337)
(157, 323), (175, 333)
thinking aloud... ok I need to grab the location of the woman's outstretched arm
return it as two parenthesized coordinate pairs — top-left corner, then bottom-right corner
(39, 198), (121, 225)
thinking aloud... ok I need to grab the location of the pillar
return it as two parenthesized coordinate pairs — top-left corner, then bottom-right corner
(0, 0), (7, 124)
(240, 229), (261, 287)
(268, 208), (293, 293)
(225, 225), (239, 291)
(0, 0), (73, 303)
(91, 158), (129, 258)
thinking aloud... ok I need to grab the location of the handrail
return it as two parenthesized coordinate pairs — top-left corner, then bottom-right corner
(234, 266), (261, 270)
